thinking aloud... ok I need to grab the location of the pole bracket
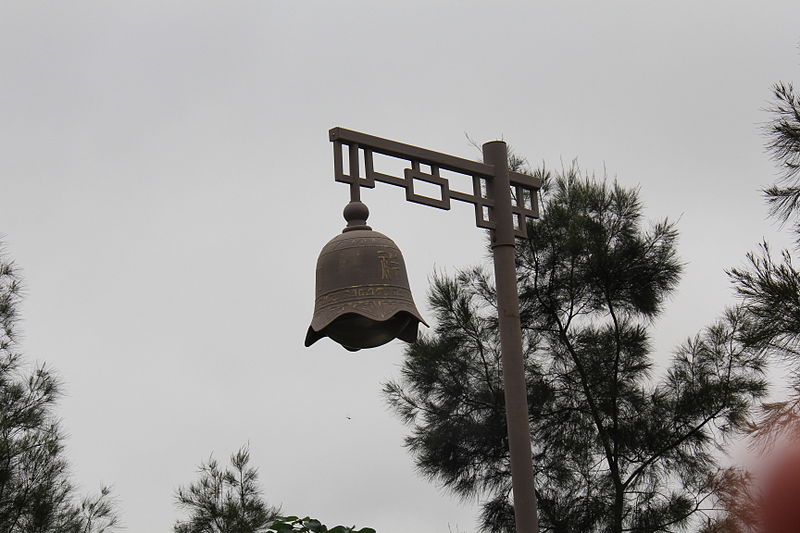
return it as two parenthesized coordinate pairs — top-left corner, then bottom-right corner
(330, 127), (541, 238)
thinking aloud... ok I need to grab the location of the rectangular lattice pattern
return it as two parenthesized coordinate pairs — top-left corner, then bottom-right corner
(331, 132), (541, 238)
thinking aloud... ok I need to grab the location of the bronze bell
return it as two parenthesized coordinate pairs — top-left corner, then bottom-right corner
(305, 201), (427, 351)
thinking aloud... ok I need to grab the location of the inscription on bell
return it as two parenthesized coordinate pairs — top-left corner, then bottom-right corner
(377, 250), (401, 280)
(316, 285), (411, 308)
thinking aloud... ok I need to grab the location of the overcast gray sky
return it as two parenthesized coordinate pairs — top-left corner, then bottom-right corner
(2, 2), (800, 532)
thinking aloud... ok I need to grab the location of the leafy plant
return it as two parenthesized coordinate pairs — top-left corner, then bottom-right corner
(267, 515), (376, 533)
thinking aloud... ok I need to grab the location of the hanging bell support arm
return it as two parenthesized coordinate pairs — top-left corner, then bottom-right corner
(330, 127), (542, 239)
(328, 127), (541, 533)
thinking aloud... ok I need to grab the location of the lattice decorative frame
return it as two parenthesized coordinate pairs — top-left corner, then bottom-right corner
(330, 128), (541, 238)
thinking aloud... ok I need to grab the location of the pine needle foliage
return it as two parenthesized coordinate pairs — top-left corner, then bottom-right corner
(705, 67), (800, 533)
(174, 445), (280, 533)
(729, 79), (800, 369)
(764, 82), (800, 229)
(384, 167), (768, 533)
(727, 75), (800, 452)
(728, 244), (800, 363)
(173, 446), (376, 533)
(0, 245), (119, 533)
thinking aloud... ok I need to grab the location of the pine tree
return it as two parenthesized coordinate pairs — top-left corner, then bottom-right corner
(729, 79), (800, 381)
(706, 69), (800, 533)
(384, 166), (767, 533)
(725, 77), (800, 453)
(174, 445), (279, 533)
(173, 446), (376, 533)
(0, 245), (119, 533)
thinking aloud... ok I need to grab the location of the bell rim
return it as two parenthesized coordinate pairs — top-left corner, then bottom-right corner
(304, 308), (427, 348)
(309, 304), (428, 335)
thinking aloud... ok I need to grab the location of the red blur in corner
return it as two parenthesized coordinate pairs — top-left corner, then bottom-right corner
(761, 445), (800, 533)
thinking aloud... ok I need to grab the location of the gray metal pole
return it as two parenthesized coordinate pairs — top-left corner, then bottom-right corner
(483, 141), (540, 533)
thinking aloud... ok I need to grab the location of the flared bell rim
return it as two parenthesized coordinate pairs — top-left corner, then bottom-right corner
(304, 309), (424, 349)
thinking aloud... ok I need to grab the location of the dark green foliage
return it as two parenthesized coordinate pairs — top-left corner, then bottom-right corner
(703, 73), (800, 533)
(174, 445), (279, 533)
(727, 79), (800, 451)
(727, 80), (800, 367)
(267, 516), (376, 533)
(385, 167), (767, 532)
(0, 246), (119, 533)
(728, 244), (800, 360)
(764, 82), (800, 228)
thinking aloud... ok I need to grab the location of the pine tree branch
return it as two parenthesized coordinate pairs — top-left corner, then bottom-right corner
(622, 409), (722, 491)
(555, 318), (625, 501)
(605, 292), (623, 468)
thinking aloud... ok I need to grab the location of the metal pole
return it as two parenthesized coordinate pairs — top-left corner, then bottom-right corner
(483, 141), (540, 533)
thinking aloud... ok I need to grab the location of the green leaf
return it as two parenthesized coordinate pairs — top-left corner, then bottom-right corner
(303, 518), (324, 532)
(272, 521), (295, 532)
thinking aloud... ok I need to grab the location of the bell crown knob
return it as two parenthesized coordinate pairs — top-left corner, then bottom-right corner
(343, 201), (370, 232)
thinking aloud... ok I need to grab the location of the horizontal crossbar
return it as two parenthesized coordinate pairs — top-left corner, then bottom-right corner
(329, 127), (542, 190)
